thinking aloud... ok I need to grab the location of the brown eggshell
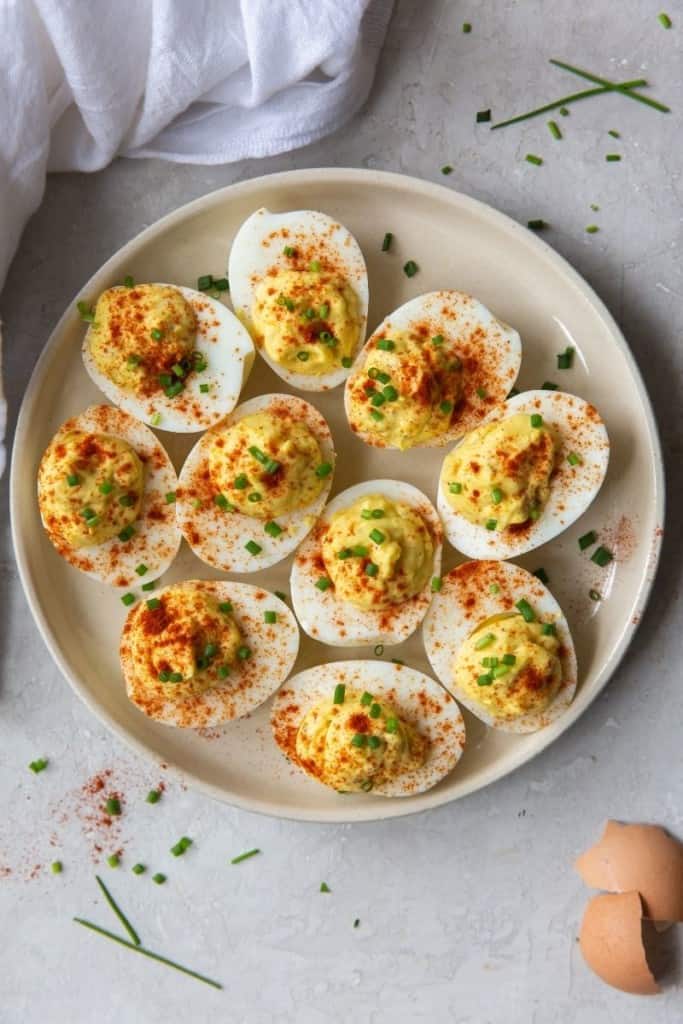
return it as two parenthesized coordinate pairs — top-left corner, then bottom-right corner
(575, 820), (683, 922)
(579, 892), (659, 995)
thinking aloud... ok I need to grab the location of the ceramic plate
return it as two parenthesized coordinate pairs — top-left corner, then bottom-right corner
(10, 169), (664, 822)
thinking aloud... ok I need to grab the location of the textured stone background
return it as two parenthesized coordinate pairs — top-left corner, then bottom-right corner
(1, 2), (681, 1021)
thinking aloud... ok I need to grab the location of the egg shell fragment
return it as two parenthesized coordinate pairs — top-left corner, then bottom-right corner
(121, 580), (299, 728)
(344, 290), (522, 449)
(579, 891), (659, 995)
(423, 559), (577, 733)
(290, 479), (442, 647)
(270, 660), (466, 797)
(37, 404), (181, 587)
(575, 820), (683, 923)
(228, 207), (369, 391)
(176, 393), (335, 573)
(83, 284), (254, 432)
(438, 389), (609, 558)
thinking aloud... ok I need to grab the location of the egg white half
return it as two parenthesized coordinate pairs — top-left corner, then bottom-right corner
(344, 290), (522, 448)
(271, 660), (466, 796)
(121, 580), (299, 728)
(82, 284), (254, 432)
(176, 393), (335, 573)
(37, 404), (181, 587)
(228, 208), (369, 391)
(437, 390), (610, 559)
(423, 560), (578, 733)
(290, 479), (443, 647)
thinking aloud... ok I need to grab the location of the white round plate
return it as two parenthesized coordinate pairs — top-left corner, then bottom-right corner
(11, 169), (664, 823)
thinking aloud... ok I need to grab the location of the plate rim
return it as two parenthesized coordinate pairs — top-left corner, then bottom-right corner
(10, 167), (666, 823)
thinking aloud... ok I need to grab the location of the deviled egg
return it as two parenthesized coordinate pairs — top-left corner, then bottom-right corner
(176, 394), (335, 572)
(271, 660), (466, 796)
(344, 290), (521, 449)
(424, 560), (577, 733)
(37, 404), (180, 587)
(438, 390), (609, 558)
(121, 580), (298, 728)
(228, 208), (369, 391)
(290, 480), (442, 646)
(82, 281), (254, 431)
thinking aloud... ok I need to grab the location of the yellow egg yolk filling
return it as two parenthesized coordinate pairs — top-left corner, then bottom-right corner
(130, 588), (244, 698)
(347, 330), (464, 449)
(321, 494), (435, 610)
(208, 410), (328, 520)
(39, 430), (144, 548)
(295, 688), (428, 792)
(454, 611), (562, 719)
(88, 284), (198, 397)
(443, 412), (557, 529)
(251, 269), (361, 375)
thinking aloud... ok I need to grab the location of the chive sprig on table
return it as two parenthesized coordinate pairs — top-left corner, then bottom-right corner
(95, 875), (141, 946)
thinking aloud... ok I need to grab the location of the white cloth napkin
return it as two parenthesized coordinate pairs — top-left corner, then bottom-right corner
(0, 0), (393, 475)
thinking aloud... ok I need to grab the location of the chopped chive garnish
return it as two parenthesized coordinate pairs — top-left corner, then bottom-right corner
(439, 400), (453, 414)
(533, 567), (550, 584)
(132, 863), (146, 875)
(169, 672), (183, 683)
(591, 545), (613, 567)
(29, 758), (48, 773)
(237, 645), (252, 661)
(385, 717), (398, 733)
(95, 874), (140, 945)
(150, 413), (162, 426)
(560, 106), (569, 115)
(382, 385), (399, 402)
(248, 492), (262, 503)
(530, 413), (543, 428)
(502, 654), (516, 666)
(264, 520), (282, 538)
(66, 473), (80, 486)
(316, 462), (333, 478)
(525, 154), (543, 166)
(403, 260), (418, 277)
(529, 505), (541, 521)
(527, 219), (547, 230)
(341, 356), (353, 368)
(371, 391), (385, 407)
(590, 203), (600, 211)
(579, 530), (597, 550)
(567, 451), (582, 466)
(351, 545), (369, 557)
(585, 224), (599, 233)
(107, 854), (120, 868)
(77, 300), (95, 322)
(372, 509), (385, 518)
(123, 275), (134, 287)
(491, 487), (503, 504)
(214, 277), (229, 291)
(146, 598), (161, 610)
(170, 837), (193, 857)
(199, 383), (210, 394)
(489, 583), (500, 594)
(217, 665), (230, 679)
(449, 482), (462, 494)
(441, 165), (453, 175)
(476, 386), (487, 399)
(135, 563), (148, 577)
(105, 798), (121, 816)
(121, 593), (136, 607)
(320, 882), (331, 893)
(493, 665), (512, 678)
(152, 873), (166, 885)
(368, 736), (382, 750)
(474, 633), (495, 650)
(381, 232), (393, 252)
(658, 12), (672, 28)
(151, 329), (163, 341)
(365, 562), (379, 577)
(52, 861), (62, 874)
(516, 598), (536, 622)
(333, 683), (346, 705)
(309, 260), (321, 272)
(118, 525), (135, 542)
(370, 410), (384, 422)
(606, 153), (621, 162)
(296, 351), (309, 362)
(477, 674), (493, 686)
(146, 789), (161, 804)
(231, 848), (260, 865)
(608, 129), (621, 139)
(118, 494), (134, 507)
(542, 622), (557, 636)
(351, 734), (367, 748)
(369, 528), (385, 544)
(336, 547), (352, 559)
(214, 492), (231, 511)
(589, 588), (602, 601)
(234, 474), (249, 490)
(548, 119), (562, 139)
(542, 381), (558, 390)
(197, 275), (214, 290)
(315, 576), (331, 591)
(360, 692), (373, 706)
(192, 499), (202, 510)
(476, 109), (491, 123)
(462, 22), (471, 32)
(283, 245), (296, 257)
(98, 480), (113, 495)
(318, 303), (330, 319)
(485, 519), (497, 531)
(245, 540), (262, 556)
(374, 644), (384, 656)
(361, 509), (373, 519)
(431, 576), (442, 592)
(164, 491), (176, 504)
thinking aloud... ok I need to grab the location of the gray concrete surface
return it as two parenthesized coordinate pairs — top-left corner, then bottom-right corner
(1, 2), (682, 1021)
